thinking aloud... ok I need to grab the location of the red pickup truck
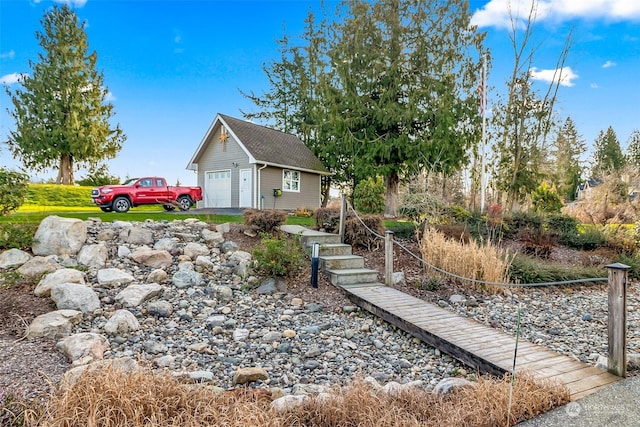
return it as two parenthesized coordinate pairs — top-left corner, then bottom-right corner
(91, 177), (203, 213)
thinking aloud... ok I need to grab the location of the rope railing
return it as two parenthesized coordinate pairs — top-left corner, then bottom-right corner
(344, 200), (608, 288)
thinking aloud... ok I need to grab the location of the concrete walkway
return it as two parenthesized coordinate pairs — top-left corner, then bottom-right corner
(518, 375), (639, 426)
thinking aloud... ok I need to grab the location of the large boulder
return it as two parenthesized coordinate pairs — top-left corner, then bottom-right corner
(0, 248), (32, 269)
(32, 216), (87, 256)
(35, 268), (86, 297)
(50, 283), (101, 313)
(120, 227), (154, 245)
(96, 268), (135, 287)
(27, 309), (83, 339)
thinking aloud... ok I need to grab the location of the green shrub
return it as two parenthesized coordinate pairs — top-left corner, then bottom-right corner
(0, 168), (29, 215)
(564, 225), (606, 251)
(385, 221), (417, 239)
(504, 211), (543, 237)
(243, 209), (287, 233)
(531, 183), (562, 213)
(353, 177), (385, 214)
(616, 252), (640, 280)
(509, 254), (605, 284)
(25, 184), (94, 207)
(252, 233), (305, 277)
(441, 205), (472, 224)
(0, 222), (37, 250)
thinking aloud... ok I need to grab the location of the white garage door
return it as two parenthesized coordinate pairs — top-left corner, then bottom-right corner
(205, 170), (231, 207)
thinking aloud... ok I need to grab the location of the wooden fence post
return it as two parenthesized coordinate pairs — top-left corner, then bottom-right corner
(339, 193), (347, 244)
(606, 262), (629, 377)
(385, 230), (394, 286)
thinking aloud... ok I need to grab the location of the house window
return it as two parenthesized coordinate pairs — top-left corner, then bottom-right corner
(283, 169), (300, 192)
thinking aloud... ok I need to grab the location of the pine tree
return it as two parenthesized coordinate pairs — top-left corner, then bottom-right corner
(550, 117), (585, 201)
(5, 5), (125, 185)
(626, 129), (640, 168)
(592, 126), (625, 176)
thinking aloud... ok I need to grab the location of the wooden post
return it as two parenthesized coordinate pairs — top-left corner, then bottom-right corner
(385, 230), (394, 286)
(339, 193), (347, 244)
(606, 262), (629, 377)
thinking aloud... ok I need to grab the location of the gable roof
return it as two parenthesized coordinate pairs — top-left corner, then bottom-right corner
(187, 113), (330, 175)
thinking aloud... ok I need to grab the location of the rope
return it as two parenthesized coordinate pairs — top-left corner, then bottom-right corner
(344, 201), (608, 288)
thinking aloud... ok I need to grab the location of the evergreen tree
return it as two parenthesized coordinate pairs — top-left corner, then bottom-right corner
(5, 5), (124, 185)
(550, 117), (585, 201)
(626, 129), (640, 168)
(243, 0), (485, 216)
(592, 126), (625, 176)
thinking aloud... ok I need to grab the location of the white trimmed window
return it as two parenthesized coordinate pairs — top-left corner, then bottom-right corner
(283, 169), (300, 192)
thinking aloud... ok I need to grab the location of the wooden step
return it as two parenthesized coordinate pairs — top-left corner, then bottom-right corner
(326, 268), (379, 286)
(320, 254), (365, 270)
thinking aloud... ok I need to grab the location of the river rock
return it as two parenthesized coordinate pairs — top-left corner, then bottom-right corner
(97, 268), (135, 287)
(232, 367), (269, 385)
(130, 247), (173, 268)
(77, 243), (108, 269)
(17, 256), (60, 279)
(115, 283), (163, 307)
(104, 309), (140, 335)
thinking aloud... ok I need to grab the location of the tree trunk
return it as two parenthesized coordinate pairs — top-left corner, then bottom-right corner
(384, 172), (400, 217)
(57, 153), (74, 185)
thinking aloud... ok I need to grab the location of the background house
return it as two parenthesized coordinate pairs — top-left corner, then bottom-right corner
(186, 113), (330, 210)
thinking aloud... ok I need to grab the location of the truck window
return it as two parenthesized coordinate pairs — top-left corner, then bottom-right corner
(140, 179), (153, 188)
(155, 178), (166, 187)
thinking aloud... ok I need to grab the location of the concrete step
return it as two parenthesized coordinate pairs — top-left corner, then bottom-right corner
(300, 233), (342, 246)
(318, 243), (352, 256)
(325, 268), (379, 286)
(320, 254), (365, 270)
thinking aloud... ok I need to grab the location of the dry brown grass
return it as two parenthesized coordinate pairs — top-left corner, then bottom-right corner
(25, 366), (568, 427)
(420, 227), (513, 292)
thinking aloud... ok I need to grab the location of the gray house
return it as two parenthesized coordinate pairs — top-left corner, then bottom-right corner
(186, 113), (330, 210)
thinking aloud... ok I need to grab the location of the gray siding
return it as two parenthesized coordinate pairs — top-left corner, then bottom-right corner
(194, 128), (251, 208)
(259, 166), (321, 210)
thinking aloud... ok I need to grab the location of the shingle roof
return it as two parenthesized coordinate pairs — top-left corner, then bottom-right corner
(219, 114), (329, 174)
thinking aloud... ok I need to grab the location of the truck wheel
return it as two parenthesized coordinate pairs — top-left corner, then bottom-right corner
(100, 207), (112, 212)
(163, 204), (176, 212)
(113, 196), (131, 213)
(177, 195), (192, 211)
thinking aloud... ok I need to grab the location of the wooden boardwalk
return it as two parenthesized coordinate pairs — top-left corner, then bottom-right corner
(342, 284), (622, 400)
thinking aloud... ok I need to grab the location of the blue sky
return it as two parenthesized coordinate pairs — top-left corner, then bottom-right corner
(1, 0), (639, 186)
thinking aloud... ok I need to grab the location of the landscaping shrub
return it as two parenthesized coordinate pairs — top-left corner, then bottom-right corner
(344, 215), (385, 249)
(25, 183), (94, 207)
(243, 209), (287, 233)
(616, 252), (640, 280)
(419, 226), (513, 292)
(545, 213), (579, 244)
(0, 222), (37, 250)
(353, 177), (385, 214)
(314, 207), (341, 232)
(563, 225), (606, 251)
(602, 224), (638, 255)
(504, 211), (543, 237)
(0, 168), (29, 215)
(518, 228), (555, 259)
(509, 254), (606, 284)
(531, 183), (562, 213)
(441, 204), (472, 224)
(252, 233), (305, 277)
(385, 221), (417, 239)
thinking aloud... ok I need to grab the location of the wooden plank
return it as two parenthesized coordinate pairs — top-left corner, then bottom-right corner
(525, 359), (589, 377)
(570, 380), (622, 400)
(564, 371), (621, 397)
(546, 366), (602, 384)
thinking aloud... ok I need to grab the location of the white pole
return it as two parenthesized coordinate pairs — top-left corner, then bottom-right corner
(480, 55), (488, 214)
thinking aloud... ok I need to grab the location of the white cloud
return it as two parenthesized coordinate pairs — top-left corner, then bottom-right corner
(0, 73), (27, 85)
(0, 50), (15, 59)
(529, 66), (578, 86)
(105, 91), (116, 102)
(602, 60), (616, 68)
(53, 0), (88, 7)
(472, 0), (640, 29)
(590, 83), (600, 88)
